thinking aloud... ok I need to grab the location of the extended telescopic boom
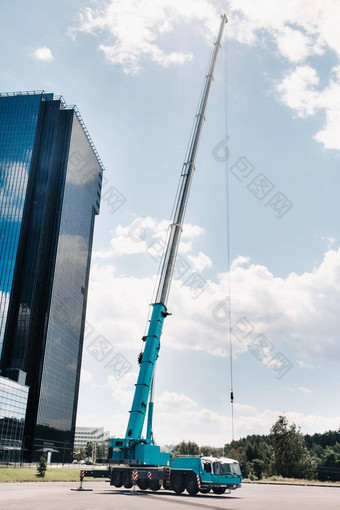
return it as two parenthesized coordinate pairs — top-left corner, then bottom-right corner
(155, 14), (227, 305)
(124, 14), (227, 444)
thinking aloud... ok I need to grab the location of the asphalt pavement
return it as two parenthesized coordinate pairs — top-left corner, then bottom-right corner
(0, 481), (339, 510)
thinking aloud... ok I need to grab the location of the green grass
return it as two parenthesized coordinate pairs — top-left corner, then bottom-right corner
(0, 467), (107, 483)
(1, 468), (339, 486)
(244, 476), (340, 486)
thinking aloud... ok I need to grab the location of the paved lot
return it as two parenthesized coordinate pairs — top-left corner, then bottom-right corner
(0, 481), (339, 510)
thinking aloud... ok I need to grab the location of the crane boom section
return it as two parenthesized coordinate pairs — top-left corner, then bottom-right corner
(124, 14), (227, 444)
(156, 14), (227, 306)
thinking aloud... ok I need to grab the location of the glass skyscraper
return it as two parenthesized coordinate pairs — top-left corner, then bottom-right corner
(0, 91), (103, 462)
(0, 374), (28, 462)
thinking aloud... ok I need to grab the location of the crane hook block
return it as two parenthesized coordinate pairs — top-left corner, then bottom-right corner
(230, 391), (234, 403)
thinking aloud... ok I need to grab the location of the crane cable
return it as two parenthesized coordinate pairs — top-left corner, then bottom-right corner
(223, 34), (235, 454)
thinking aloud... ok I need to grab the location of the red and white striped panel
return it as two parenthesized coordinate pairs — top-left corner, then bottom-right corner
(147, 471), (152, 480)
(132, 470), (138, 481)
(196, 475), (201, 489)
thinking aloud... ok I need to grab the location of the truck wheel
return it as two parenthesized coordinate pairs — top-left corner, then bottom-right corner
(123, 471), (133, 489)
(137, 479), (149, 490)
(212, 487), (226, 494)
(163, 479), (170, 490)
(171, 473), (185, 494)
(200, 488), (211, 493)
(112, 470), (122, 487)
(149, 480), (161, 491)
(185, 474), (199, 495)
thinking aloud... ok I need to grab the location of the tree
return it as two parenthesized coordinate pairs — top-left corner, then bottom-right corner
(173, 440), (200, 456)
(73, 446), (86, 461)
(270, 416), (316, 479)
(85, 441), (94, 460)
(200, 445), (224, 457)
(37, 456), (47, 478)
(323, 444), (340, 468)
(251, 458), (265, 479)
(96, 442), (109, 460)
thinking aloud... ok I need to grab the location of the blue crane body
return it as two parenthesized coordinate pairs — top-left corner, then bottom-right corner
(107, 14), (243, 495)
(110, 302), (171, 466)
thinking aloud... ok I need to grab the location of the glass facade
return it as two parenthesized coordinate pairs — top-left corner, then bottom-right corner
(34, 113), (102, 460)
(0, 93), (42, 356)
(0, 92), (103, 462)
(0, 375), (28, 462)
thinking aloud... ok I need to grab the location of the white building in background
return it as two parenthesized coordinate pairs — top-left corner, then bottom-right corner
(74, 427), (110, 447)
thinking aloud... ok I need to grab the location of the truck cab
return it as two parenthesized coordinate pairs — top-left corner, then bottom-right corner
(219, 457), (243, 477)
(200, 456), (242, 492)
(171, 455), (242, 494)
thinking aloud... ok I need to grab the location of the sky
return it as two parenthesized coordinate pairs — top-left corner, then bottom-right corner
(2, 0), (340, 447)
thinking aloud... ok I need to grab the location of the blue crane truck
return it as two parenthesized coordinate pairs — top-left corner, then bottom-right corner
(85, 15), (242, 496)
(108, 455), (241, 495)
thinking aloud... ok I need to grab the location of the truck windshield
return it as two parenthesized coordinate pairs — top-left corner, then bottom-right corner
(220, 461), (241, 476)
(220, 463), (232, 475)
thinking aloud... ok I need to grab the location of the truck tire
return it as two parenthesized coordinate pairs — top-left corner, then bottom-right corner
(112, 470), (123, 487)
(212, 487), (226, 494)
(123, 471), (133, 489)
(185, 473), (199, 495)
(149, 480), (161, 491)
(171, 473), (185, 494)
(137, 479), (149, 490)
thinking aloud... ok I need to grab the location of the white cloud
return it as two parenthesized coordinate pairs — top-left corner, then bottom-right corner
(298, 386), (311, 394)
(157, 391), (198, 412)
(223, 1), (340, 150)
(0, 161), (29, 220)
(147, 393), (340, 444)
(297, 360), (315, 369)
(80, 368), (93, 384)
(107, 372), (139, 405)
(0, 291), (10, 354)
(187, 251), (212, 272)
(322, 236), (337, 250)
(87, 245), (340, 361)
(275, 26), (321, 63)
(79, 354), (338, 444)
(182, 224), (205, 239)
(70, 1), (340, 148)
(225, 0), (335, 59)
(276, 65), (320, 117)
(93, 217), (205, 259)
(231, 255), (250, 270)
(32, 46), (54, 62)
(70, 0), (219, 74)
(76, 410), (127, 434)
(233, 405), (340, 440)
(276, 64), (340, 149)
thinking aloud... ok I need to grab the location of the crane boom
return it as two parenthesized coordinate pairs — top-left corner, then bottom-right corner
(110, 15), (227, 464)
(156, 14), (227, 306)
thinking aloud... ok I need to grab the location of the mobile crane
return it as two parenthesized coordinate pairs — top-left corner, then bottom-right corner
(105, 14), (242, 495)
